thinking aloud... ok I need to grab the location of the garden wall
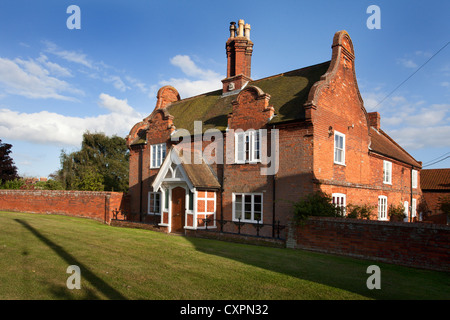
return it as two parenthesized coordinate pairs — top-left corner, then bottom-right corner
(287, 217), (450, 272)
(0, 190), (128, 224)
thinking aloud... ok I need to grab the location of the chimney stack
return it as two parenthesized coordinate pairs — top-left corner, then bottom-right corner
(368, 112), (381, 130)
(222, 19), (253, 94)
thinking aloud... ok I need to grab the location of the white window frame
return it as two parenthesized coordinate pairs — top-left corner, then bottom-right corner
(148, 192), (161, 215)
(403, 201), (409, 222)
(412, 198), (417, 220)
(196, 191), (216, 229)
(334, 131), (345, 165)
(235, 130), (261, 164)
(232, 193), (263, 223)
(412, 170), (418, 189)
(332, 193), (346, 216)
(197, 191), (216, 214)
(150, 143), (166, 168)
(383, 160), (392, 185)
(378, 196), (388, 221)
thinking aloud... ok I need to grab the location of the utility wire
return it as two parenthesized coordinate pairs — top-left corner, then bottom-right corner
(373, 41), (450, 109)
(422, 156), (450, 168)
(422, 151), (450, 165)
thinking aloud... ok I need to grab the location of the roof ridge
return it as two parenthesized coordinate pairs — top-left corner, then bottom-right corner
(166, 61), (331, 106)
(251, 61), (331, 84)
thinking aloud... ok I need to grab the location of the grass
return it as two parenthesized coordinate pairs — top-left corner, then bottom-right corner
(0, 211), (449, 300)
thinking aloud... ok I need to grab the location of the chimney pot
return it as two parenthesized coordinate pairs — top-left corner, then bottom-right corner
(244, 23), (251, 40)
(238, 19), (245, 37)
(229, 21), (236, 38)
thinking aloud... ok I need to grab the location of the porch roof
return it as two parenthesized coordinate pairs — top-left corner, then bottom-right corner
(153, 146), (221, 192)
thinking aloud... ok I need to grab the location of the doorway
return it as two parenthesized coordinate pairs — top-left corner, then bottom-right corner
(171, 187), (186, 233)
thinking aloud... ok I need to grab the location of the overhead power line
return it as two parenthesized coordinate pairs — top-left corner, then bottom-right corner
(422, 156), (450, 168)
(422, 151), (450, 165)
(373, 41), (450, 109)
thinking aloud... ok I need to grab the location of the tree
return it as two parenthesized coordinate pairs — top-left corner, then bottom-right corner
(293, 191), (344, 224)
(0, 139), (19, 184)
(56, 132), (129, 192)
(438, 195), (450, 216)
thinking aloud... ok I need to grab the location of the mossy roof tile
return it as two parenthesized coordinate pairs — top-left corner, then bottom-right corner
(165, 61), (330, 134)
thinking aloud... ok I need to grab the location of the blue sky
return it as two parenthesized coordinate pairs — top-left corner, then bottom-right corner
(0, 0), (449, 178)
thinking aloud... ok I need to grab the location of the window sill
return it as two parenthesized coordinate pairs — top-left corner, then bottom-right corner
(232, 219), (263, 224)
(233, 161), (261, 165)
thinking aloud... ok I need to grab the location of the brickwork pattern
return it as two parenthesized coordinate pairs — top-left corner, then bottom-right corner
(288, 217), (450, 272)
(0, 190), (127, 224)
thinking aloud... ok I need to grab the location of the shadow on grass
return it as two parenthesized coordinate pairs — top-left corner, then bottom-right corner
(14, 219), (126, 300)
(183, 234), (450, 300)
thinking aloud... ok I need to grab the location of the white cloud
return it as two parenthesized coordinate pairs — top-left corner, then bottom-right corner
(37, 54), (72, 77)
(0, 94), (142, 147)
(159, 55), (223, 98)
(126, 76), (150, 94)
(170, 55), (220, 79)
(0, 57), (82, 100)
(397, 58), (418, 69)
(43, 41), (93, 69)
(103, 75), (129, 92)
(405, 104), (449, 127)
(388, 126), (450, 150)
(98, 93), (135, 115)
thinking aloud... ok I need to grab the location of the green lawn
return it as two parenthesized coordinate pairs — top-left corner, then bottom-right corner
(0, 211), (448, 300)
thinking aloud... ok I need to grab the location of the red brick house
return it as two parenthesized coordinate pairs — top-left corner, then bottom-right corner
(125, 20), (422, 237)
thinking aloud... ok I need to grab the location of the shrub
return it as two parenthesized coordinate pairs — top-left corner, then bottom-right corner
(0, 178), (24, 189)
(293, 191), (344, 224)
(346, 204), (374, 220)
(388, 204), (406, 221)
(438, 195), (450, 215)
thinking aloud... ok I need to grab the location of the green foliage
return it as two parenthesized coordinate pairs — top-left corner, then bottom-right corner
(0, 139), (19, 184)
(35, 179), (64, 190)
(438, 195), (450, 216)
(0, 178), (24, 189)
(0, 178), (64, 190)
(346, 204), (374, 220)
(388, 204), (407, 221)
(56, 132), (129, 192)
(293, 191), (344, 224)
(73, 167), (104, 191)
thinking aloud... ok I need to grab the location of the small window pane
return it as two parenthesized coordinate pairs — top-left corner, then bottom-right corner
(164, 189), (169, 210)
(189, 190), (194, 211)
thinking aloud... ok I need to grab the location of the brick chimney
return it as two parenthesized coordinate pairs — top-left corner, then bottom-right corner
(222, 19), (253, 94)
(368, 112), (380, 130)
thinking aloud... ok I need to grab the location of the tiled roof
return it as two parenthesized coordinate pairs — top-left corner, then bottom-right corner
(176, 147), (221, 189)
(166, 61), (331, 134)
(370, 128), (421, 168)
(421, 168), (450, 190)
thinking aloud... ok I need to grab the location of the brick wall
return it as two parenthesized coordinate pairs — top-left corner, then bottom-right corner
(287, 217), (450, 272)
(423, 191), (450, 216)
(0, 190), (128, 224)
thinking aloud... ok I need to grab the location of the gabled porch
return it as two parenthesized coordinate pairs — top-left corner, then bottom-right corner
(152, 146), (221, 234)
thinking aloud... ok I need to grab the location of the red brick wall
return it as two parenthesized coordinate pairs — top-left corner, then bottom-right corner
(288, 217), (450, 272)
(305, 30), (422, 218)
(0, 190), (127, 224)
(423, 191), (450, 215)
